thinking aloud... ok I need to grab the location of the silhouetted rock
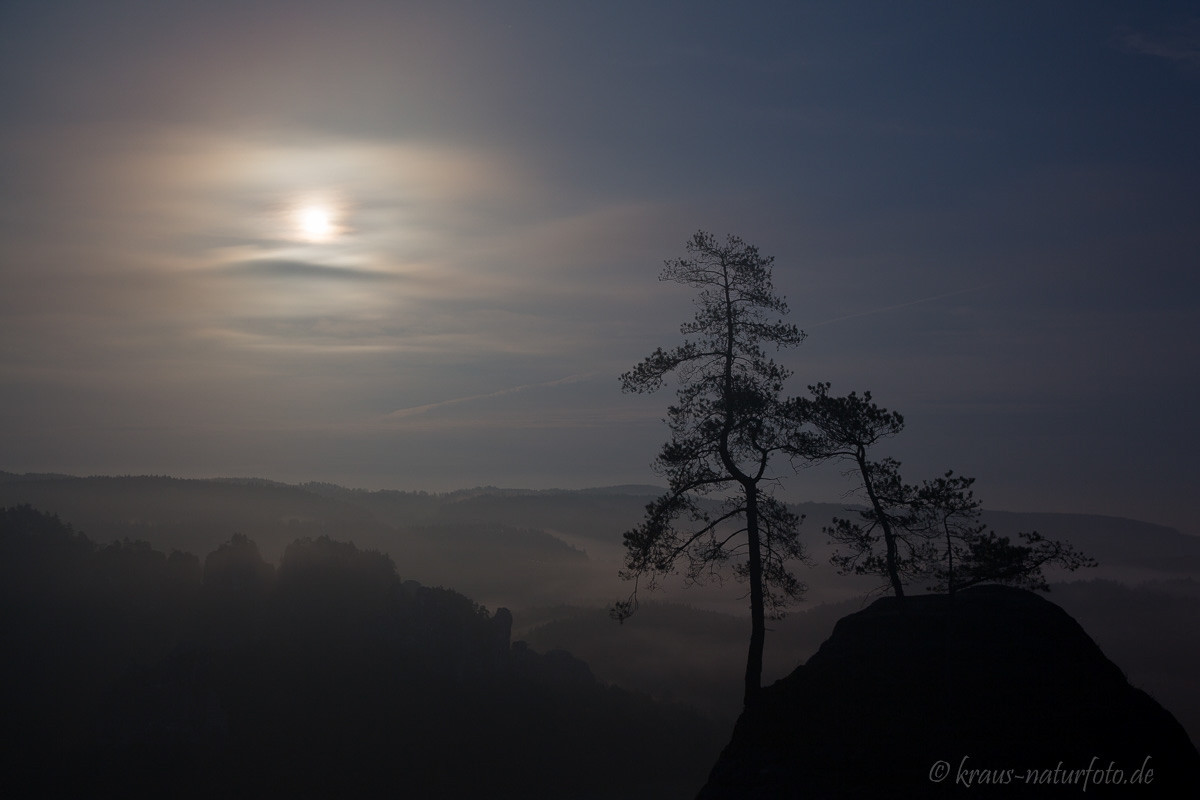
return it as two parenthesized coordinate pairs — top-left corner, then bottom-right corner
(697, 585), (1200, 798)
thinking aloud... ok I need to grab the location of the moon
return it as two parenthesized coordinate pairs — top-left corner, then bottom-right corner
(296, 204), (336, 242)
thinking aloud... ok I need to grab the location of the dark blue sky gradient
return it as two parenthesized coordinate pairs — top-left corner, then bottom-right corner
(1, 1), (1197, 533)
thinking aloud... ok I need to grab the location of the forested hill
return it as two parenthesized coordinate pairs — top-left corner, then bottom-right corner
(0, 505), (721, 799)
(0, 472), (599, 611)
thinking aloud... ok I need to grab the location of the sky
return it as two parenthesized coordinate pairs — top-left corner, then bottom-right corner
(1, 1), (1198, 535)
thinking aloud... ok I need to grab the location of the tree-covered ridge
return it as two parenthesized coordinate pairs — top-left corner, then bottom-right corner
(0, 505), (720, 799)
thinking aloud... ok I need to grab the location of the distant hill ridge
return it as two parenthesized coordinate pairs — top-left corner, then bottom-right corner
(2, 470), (1195, 560)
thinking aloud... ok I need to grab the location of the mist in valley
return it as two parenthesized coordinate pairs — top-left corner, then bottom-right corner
(5, 471), (1199, 797)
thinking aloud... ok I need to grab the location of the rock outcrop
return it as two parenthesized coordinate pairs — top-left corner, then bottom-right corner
(697, 585), (1200, 798)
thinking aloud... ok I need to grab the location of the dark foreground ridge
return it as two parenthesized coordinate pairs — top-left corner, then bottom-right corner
(1, 506), (720, 799)
(697, 585), (1200, 798)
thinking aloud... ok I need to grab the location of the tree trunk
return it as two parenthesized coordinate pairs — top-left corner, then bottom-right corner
(857, 451), (904, 599)
(743, 483), (765, 707)
(945, 521), (955, 598)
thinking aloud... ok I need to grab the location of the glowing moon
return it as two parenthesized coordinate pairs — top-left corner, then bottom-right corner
(277, 192), (348, 243)
(296, 204), (336, 242)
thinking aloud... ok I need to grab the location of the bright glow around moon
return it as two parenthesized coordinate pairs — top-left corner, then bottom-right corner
(285, 196), (344, 243)
(296, 204), (336, 242)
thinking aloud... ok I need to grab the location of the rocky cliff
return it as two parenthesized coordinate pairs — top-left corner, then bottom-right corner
(697, 585), (1200, 798)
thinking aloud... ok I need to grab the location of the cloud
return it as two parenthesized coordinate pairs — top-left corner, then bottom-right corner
(1119, 21), (1200, 68)
(226, 259), (400, 282)
(383, 374), (597, 421)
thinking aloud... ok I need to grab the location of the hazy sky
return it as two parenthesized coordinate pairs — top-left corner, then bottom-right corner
(2, 1), (1197, 534)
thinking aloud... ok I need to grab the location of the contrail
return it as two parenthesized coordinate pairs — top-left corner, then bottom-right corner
(801, 282), (996, 330)
(385, 373), (595, 419)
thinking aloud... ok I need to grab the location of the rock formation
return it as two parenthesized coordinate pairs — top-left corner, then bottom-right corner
(697, 585), (1200, 798)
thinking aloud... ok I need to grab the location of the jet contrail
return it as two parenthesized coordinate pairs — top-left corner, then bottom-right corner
(801, 282), (996, 330)
(385, 373), (595, 419)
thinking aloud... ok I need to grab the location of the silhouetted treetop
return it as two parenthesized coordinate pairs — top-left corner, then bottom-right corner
(794, 384), (1094, 598)
(203, 532), (275, 592)
(790, 381), (904, 460)
(622, 231), (803, 399)
(278, 534), (396, 591)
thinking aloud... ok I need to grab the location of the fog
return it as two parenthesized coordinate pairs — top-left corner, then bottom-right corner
(4, 472), (1198, 797)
